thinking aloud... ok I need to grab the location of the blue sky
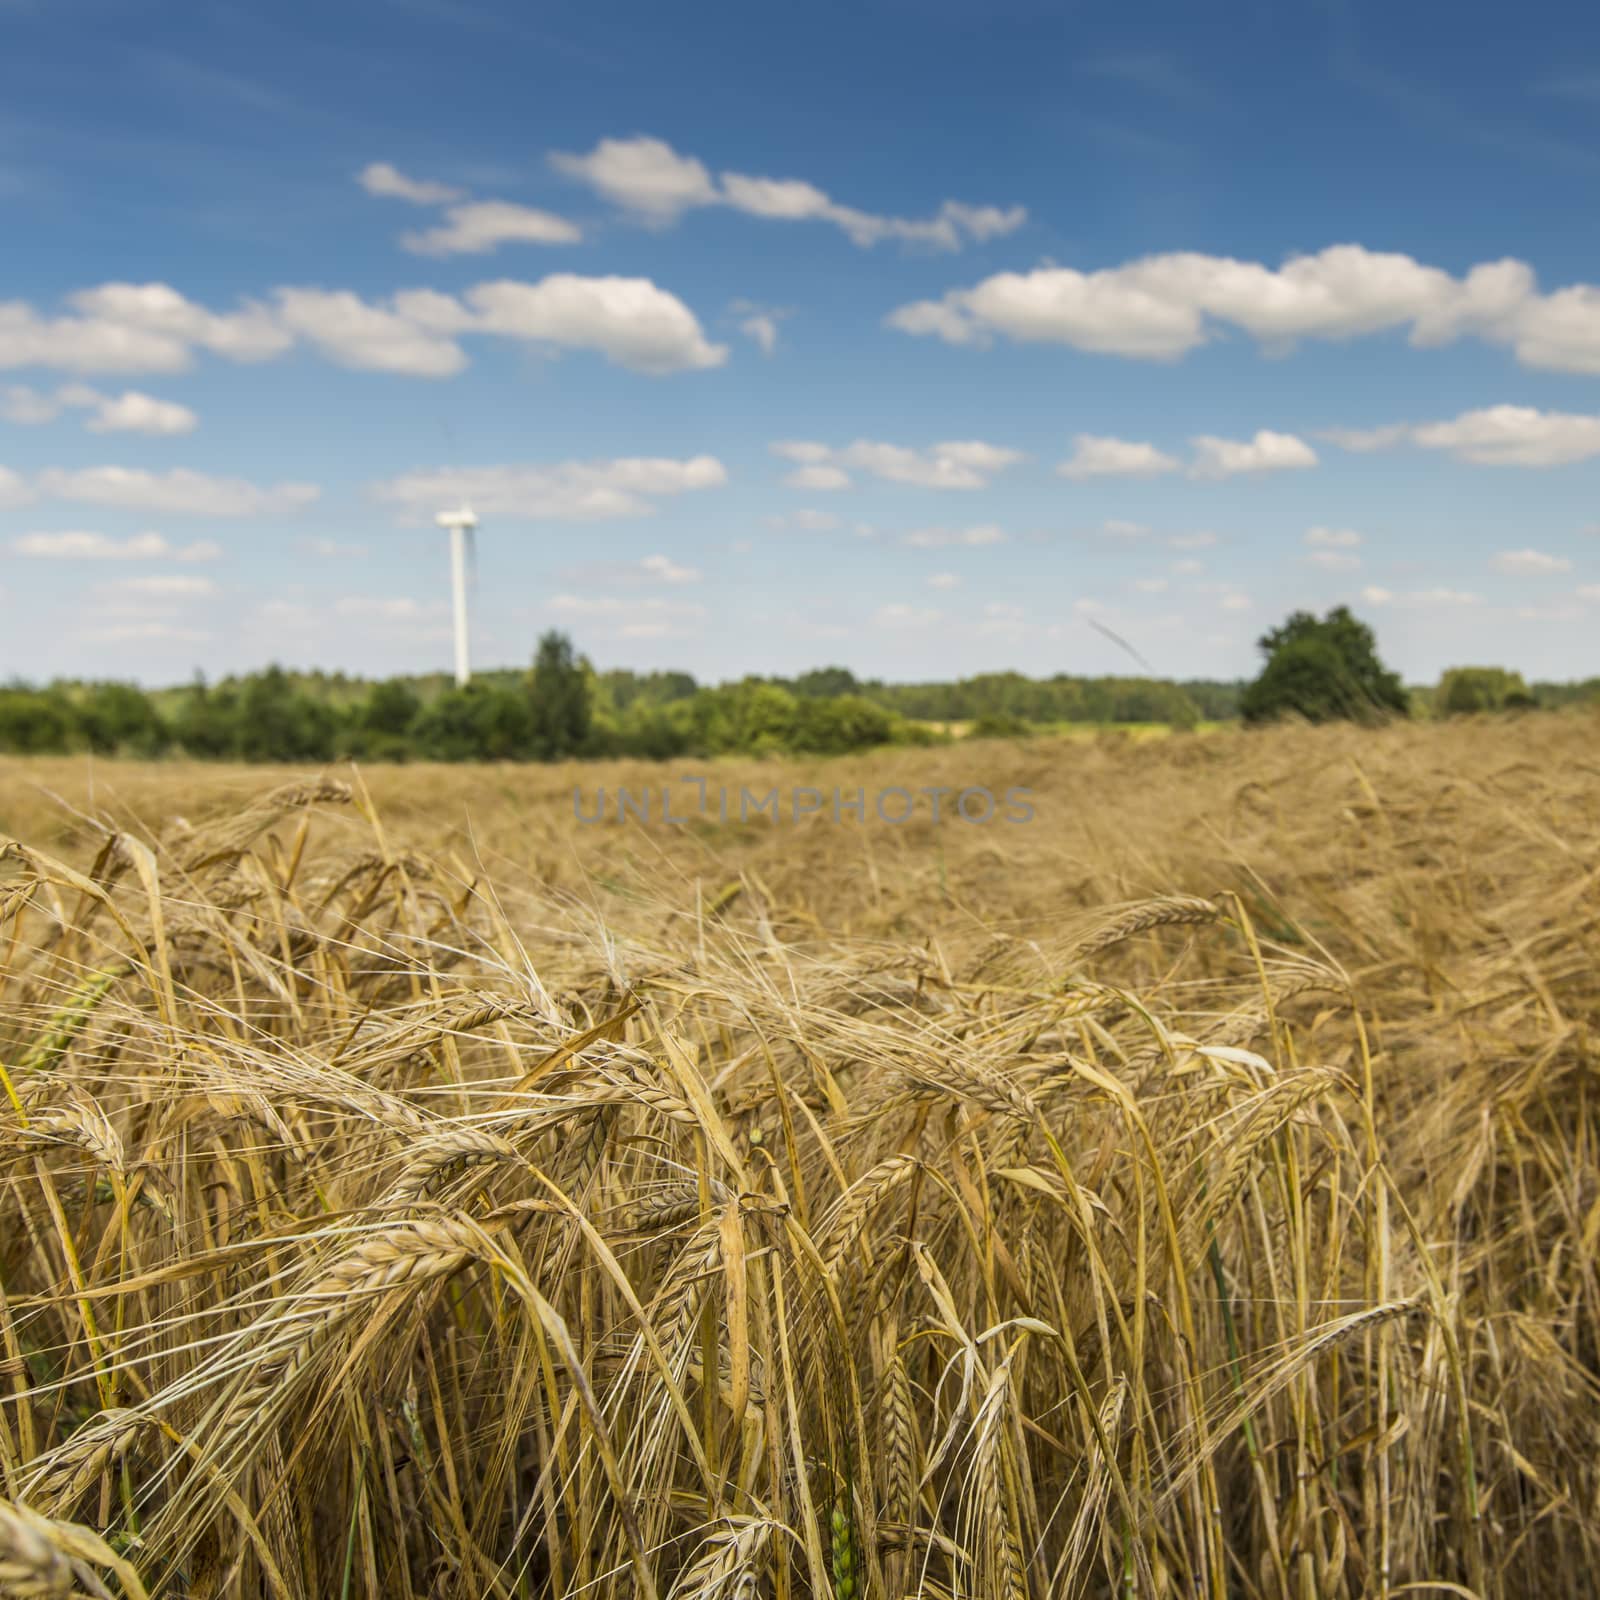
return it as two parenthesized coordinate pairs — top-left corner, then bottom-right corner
(2, 0), (1598, 688)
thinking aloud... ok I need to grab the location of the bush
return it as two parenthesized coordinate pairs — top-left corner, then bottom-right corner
(1436, 666), (1531, 716)
(967, 712), (1034, 740)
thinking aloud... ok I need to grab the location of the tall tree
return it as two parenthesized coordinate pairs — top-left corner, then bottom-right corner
(1240, 606), (1408, 725)
(527, 632), (593, 759)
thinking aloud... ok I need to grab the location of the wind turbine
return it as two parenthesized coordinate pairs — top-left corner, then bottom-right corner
(435, 506), (478, 687)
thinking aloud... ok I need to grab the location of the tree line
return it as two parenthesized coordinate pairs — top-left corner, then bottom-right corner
(0, 620), (1591, 762)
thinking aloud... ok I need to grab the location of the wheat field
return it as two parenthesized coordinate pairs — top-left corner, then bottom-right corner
(1, 714), (1597, 1599)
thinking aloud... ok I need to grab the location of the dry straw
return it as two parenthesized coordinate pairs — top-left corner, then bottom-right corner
(1, 710), (1597, 1597)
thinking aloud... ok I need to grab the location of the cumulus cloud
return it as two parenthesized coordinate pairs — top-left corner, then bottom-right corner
(1189, 430), (1318, 479)
(770, 437), (1023, 491)
(11, 530), (221, 560)
(4, 383), (198, 433)
(549, 137), (720, 223)
(1325, 405), (1600, 467)
(549, 135), (1025, 252)
(335, 595), (424, 620)
(357, 163), (465, 205)
(886, 244), (1600, 374)
(3, 276), (722, 380)
(1307, 550), (1361, 571)
(1, 284), (289, 374)
(371, 455), (727, 522)
(927, 572), (961, 589)
(466, 275), (727, 373)
(1168, 531), (1218, 549)
(32, 467), (317, 516)
(1492, 547), (1572, 574)
(1058, 435), (1180, 479)
(1305, 526), (1364, 547)
(401, 201), (582, 256)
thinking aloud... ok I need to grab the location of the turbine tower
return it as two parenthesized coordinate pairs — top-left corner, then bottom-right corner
(435, 506), (478, 687)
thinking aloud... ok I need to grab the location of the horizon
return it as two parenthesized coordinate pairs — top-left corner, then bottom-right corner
(3, 0), (1599, 688)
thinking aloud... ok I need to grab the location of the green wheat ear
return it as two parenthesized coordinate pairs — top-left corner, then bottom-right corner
(20, 965), (127, 1073)
(829, 1487), (856, 1600)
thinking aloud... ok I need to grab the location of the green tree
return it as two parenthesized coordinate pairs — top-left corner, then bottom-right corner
(1436, 666), (1530, 715)
(791, 694), (894, 754)
(78, 682), (168, 755)
(413, 683), (534, 761)
(235, 667), (339, 762)
(1240, 607), (1408, 725)
(0, 687), (76, 753)
(527, 632), (593, 759)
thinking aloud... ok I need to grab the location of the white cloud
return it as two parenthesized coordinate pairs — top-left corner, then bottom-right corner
(3, 385), (63, 423)
(1417, 407), (1600, 467)
(1189, 430), (1318, 479)
(766, 508), (841, 532)
(357, 162), (465, 205)
(927, 572), (961, 589)
(1, 285), (288, 374)
(1133, 576), (1169, 592)
(372, 454), (727, 522)
(1168, 531), (1218, 549)
(1492, 547), (1572, 574)
(1362, 585), (1483, 608)
(873, 602), (944, 628)
(1304, 530), (1363, 571)
(885, 244), (1600, 373)
(3, 275), (722, 382)
(301, 537), (369, 558)
(90, 621), (211, 643)
(549, 134), (1025, 252)
(1578, 584), (1600, 601)
(107, 573), (216, 597)
(271, 288), (470, 377)
(11, 530), (221, 560)
(464, 276), (727, 373)
(1058, 435), (1180, 479)
(34, 467), (317, 517)
(740, 313), (779, 354)
(0, 465), (33, 507)
(3, 383), (198, 433)
(901, 524), (1006, 548)
(770, 440), (830, 463)
(401, 201), (582, 256)
(549, 136), (720, 223)
(1099, 518), (1149, 538)
(1220, 592), (1251, 612)
(1327, 405), (1600, 467)
(639, 553), (700, 583)
(1171, 558), (1204, 575)
(783, 465), (851, 490)
(771, 437), (1023, 491)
